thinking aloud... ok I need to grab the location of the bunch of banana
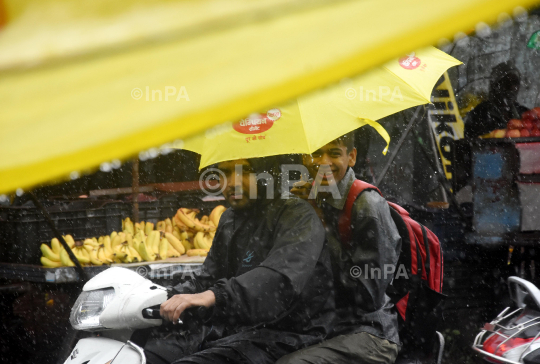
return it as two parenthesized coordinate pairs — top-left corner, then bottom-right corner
(171, 206), (225, 251)
(40, 235), (77, 268)
(208, 205), (226, 228)
(174, 206), (226, 232)
(40, 238), (63, 268)
(164, 232), (185, 256)
(123, 217), (135, 235)
(96, 240), (114, 265)
(174, 208), (216, 233)
(153, 218), (174, 234)
(170, 227), (193, 251)
(165, 237), (182, 258)
(179, 231), (194, 251)
(123, 208), (218, 254)
(193, 231), (214, 250)
(41, 209), (225, 268)
(137, 232), (156, 262)
(186, 249), (208, 257)
(64, 239), (103, 266)
(113, 241), (142, 264)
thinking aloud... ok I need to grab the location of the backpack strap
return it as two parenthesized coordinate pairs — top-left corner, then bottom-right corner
(338, 179), (382, 249)
(420, 225), (431, 284)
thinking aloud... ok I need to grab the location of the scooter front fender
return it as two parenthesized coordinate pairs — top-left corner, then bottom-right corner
(64, 337), (144, 364)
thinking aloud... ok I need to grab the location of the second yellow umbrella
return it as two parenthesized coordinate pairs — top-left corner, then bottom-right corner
(184, 46), (461, 168)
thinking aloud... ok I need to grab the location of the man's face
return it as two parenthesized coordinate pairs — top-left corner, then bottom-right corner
(217, 159), (256, 210)
(303, 141), (357, 186)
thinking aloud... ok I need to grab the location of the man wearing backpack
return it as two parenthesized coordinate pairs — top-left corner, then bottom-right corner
(282, 132), (401, 364)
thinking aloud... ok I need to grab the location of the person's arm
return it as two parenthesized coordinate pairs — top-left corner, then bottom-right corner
(209, 199), (325, 325)
(160, 212), (232, 323)
(170, 240), (225, 295)
(347, 190), (401, 312)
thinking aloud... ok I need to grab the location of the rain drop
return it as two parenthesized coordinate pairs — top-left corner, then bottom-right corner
(475, 22), (491, 38)
(160, 143), (173, 155)
(111, 159), (122, 169)
(100, 162), (112, 172)
(513, 6), (528, 21)
(172, 140), (184, 149)
(148, 148), (159, 159)
(139, 151), (149, 161)
(497, 12), (512, 26)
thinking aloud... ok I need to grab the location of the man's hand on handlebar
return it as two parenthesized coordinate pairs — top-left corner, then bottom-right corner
(160, 290), (216, 324)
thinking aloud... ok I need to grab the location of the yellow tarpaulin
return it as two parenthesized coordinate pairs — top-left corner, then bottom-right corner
(1, 0), (539, 194)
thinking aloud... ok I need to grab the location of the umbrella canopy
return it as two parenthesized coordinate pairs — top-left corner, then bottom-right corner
(183, 46), (461, 168)
(0, 0), (539, 194)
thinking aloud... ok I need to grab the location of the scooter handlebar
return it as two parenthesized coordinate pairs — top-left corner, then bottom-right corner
(142, 305), (208, 324)
(142, 307), (162, 320)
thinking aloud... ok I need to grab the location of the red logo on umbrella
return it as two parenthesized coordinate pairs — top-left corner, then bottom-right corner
(399, 53), (421, 70)
(233, 109), (280, 134)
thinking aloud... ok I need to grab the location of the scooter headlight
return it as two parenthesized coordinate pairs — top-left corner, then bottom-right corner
(70, 288), (115, 330)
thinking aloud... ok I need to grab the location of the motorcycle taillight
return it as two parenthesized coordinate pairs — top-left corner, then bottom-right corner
(484, 334), (535, 356)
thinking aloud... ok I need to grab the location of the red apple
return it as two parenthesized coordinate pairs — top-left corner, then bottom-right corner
(492, 129), (507, 138)
(536, 120), (540, 130)
(533, 107), (540, 118)
(522, 119), (534, 131)
(508, 119), (523, 130)
(531, 128), (540, 137)
(506, 129), (521, 138)
(521, 128), (531, 137)
(522, 110), (539, 121)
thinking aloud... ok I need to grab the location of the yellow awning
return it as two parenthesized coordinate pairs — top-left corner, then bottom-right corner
(1, 0), (539, 194)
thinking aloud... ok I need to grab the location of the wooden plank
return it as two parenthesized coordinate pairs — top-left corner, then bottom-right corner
(89, 186), (154, 196)
(0, 260), (204, 283)
(150, 181), (219, 192)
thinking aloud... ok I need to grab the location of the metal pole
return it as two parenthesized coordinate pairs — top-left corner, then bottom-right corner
(28, 193), (88, 281)
(375, 106), (424, 186)
(132, 158), (139, 223)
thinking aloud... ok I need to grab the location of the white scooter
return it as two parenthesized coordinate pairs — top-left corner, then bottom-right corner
(64, 266), (446, 364)
(63, 267), (168, 364)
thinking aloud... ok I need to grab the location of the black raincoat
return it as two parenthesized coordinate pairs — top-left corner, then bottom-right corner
(145, 196), (335, 364)
(464, 61), (528, 139)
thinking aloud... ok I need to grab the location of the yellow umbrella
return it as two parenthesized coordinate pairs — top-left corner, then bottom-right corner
(184, 46), (461, 168)
(1, 0), (538, 194)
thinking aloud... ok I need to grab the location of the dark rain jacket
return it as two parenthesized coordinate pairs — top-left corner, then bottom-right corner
(464, 100), (528, 139)
(317, 168), (401, 345)
(464, 62), (528, 139)
(172, 196), (335, 352)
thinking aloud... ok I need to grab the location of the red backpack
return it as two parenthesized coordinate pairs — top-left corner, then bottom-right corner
(338, 180), (445, 349)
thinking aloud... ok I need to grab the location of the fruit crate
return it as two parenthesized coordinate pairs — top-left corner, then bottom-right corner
(0, 200), (124, 264)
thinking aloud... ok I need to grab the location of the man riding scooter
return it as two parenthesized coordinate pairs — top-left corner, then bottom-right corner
(144, 156), (335, 364)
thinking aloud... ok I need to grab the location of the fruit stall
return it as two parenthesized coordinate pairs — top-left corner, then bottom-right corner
(0, 197), (226, 280)
(0, 188), (225, 362)
(458, 107), (540, 247)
